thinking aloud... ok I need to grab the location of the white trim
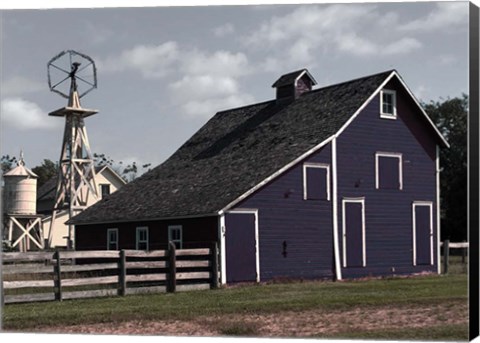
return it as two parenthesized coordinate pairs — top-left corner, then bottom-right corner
(219, 70), (447, 216)
(303, 162), (330, 201)
(375, 152), (403, 190)
(219, 214), (227, 285)
(336, 71), (449, 148)
(380, 89), (397, 119)
(392, 72), (449, 148)
(341, 197), (366, 268)
(436, 145), (441, 274)
(168, 225), (183, 249)
(225, 209), (260, 283)
(107, 228), (118, 250)
(136, 226), (149, 251)
(331, 137), (342, 280)
(412, 201), (434, 266)
(219, 136), (334, 214)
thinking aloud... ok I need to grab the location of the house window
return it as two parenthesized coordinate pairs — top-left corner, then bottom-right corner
(375, 152), (403, 190)
(100, 184), (111, 198)
(303, 163), (330, 201)
(107, 228), (118, 250)
(168, 225), (183, 249)
(136, 227), (149, 250)
(380, 89), (397, 119)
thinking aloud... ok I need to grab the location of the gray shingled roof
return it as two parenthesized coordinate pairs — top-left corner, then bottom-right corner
(70, 70), (398, 225)
(271, 68), (317, 87)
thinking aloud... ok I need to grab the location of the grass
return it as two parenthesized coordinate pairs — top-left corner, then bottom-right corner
(2, 274), (468, 337)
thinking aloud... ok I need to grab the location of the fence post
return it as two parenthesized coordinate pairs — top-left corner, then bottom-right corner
(53, 250), (62, 301)
(0, 261), (4, 307)
(443, 239), (449, 274)
(119, 250), (127, 296)
(211, 242), (219, 289)
(168, 242), (176, 293)
(462, 240), (467, 264)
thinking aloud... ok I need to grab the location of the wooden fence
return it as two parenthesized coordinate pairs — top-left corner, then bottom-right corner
(441, 240), (468, 274)
(1, 242), (219, 304)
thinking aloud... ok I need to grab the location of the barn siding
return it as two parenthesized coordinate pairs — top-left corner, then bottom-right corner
(232, 143), (334, 281)
(336, 78), (438, 278)
(75, 216), (218, 251)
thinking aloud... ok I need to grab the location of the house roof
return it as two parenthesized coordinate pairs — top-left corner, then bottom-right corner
(37, 165), (126, 201)
(70, 69), (447, 225)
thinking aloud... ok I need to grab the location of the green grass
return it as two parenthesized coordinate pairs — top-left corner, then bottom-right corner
(2, 273), (467, 334)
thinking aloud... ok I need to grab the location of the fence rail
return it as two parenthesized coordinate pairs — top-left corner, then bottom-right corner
(441, 240), (468, 274)
(1, 242), (219, 304)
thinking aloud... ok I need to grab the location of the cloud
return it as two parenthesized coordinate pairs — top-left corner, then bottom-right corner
(99, 42), (255, 119)
(179, 93), (255, 119)
(180, 50), (250, 77)
(1, 98), (59, 130)
(399, 2), (468, 32)
(213, 23), (235, 37)
(2, 76), (44, 96)
(243, 4), (423, 67)
(98, 41), (179, 78)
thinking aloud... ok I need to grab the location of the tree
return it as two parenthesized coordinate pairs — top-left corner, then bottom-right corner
(31, 159), (58, 189)
(93, 153), (152, 182)
(424, 94), (468, 242)
(1, 154), (17, 173)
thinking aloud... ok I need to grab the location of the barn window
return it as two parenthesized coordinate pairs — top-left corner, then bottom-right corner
(380, 89), (397, 119)
(303, 163), (330, 200)
(107, 228), (118, 250)
(136, 227), (149, 250)
(375, 152), (403, 190)
(168, 225), (183, 249)
(100, 184), (111, 198)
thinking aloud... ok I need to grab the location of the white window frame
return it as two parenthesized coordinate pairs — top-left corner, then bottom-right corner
(380, 89), (397, 119)
(412, 201), (434, 266)
(375, 152), (403, 190)
(303, 162), (331, 201)
(136, 226), (149, 250)
(341, 197), (366, 268)
(168, 225), (183, 249)
(107, 228), (118, 250)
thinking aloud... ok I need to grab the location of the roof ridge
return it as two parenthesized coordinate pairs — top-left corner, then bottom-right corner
(307, 69), (396, 95)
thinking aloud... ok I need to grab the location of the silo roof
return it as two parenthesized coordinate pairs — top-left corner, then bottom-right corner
(4, 164), (38, 178)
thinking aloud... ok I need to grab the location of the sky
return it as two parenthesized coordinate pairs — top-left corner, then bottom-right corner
(0, 0), (470, 174)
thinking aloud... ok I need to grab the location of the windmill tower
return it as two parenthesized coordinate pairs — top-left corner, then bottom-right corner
(46, 50), (99, 249)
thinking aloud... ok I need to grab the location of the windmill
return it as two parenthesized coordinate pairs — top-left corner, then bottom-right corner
(46, 50), (99, 249)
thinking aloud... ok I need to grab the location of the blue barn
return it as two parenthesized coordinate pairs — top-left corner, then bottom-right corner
(71, 69), (449, 283)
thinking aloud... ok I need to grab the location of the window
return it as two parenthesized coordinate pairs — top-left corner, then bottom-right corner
(380, 89), (397, 119)
(303, 163), (330, 200)
(168, 225), (183, 249)
(100, 184), (111, 198)
(136, 227), (149, 250)
(107, 228), (118, 250)
(375, 152), (403, 190)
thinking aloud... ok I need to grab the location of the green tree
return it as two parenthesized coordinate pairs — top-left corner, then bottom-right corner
(93, 153), (151, 182)
(31, 159), (58, 189)
(424, 94), (468, 242)
(1, 154), (17, 173)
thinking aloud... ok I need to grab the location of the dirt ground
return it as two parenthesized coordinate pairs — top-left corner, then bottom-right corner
(39, 301), (468, 338)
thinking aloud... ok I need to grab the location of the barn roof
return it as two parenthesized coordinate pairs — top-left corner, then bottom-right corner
(69, 69), (446, 225)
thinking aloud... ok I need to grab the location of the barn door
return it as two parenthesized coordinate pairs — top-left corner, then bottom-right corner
(413, 202), (433, 266)
(225, 211), (258, 283)
(342, 198), (366, 268)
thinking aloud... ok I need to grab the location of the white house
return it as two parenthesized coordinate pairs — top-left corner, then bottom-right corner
(37, 165), (126, 248)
